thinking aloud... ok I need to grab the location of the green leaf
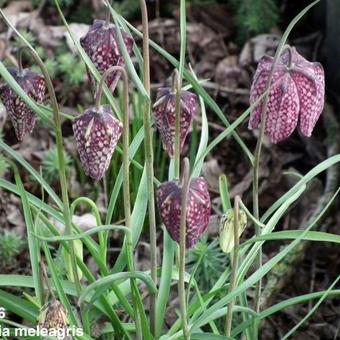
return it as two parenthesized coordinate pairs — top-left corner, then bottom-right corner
(0, 140), (63, 209)
(0, 289), (38, 323)
(79, 272), (157, 305)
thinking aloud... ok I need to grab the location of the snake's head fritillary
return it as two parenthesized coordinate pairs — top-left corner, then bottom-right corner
(0, 67), (45, 141)
(153, 87), (198, 157)
(80, 20), (134, 92)
(249, 46), (325, 143)
(73, 105), (122, 181)
(157, 177), (211, 248)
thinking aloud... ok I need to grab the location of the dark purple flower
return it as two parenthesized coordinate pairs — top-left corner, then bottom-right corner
(80, 20), (134, 92)
(0, 67), (45, 141)
(157, 177), (211, 248)
(249, 47), (325, 143)
(153, 87), (198, 157)
(73, 105), (122, 181)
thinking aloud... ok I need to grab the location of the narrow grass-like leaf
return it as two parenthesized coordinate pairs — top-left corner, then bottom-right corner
(0, 178), (63, 222)
(219, 175), (231, 211)
(190, 187), (339, 331)
(41, 241), (79, 326)
(241, 230), (340, 246)
(108, 5), (148, 98)
(0, 140), (62, 208)
(282, 275), (340, 339)
(237, 185), (306, 283)
(262, 152), (340, 222)
(10, 161), (43, 306)
(111, 168), (148, 273)
(79, 272), (157, 305)
(191, 71), (209, 178)
(33, 225), (129, 242)
(156, 227), (175, 338)
(54, 0), (122, 120)
(105, 126), (144, 224)
(0, 289), (38, 323)
(232, 288), (340, 336)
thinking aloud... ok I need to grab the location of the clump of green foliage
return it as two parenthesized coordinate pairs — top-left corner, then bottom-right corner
(0, 231), (26, 267)
(56, 52), (85, 86)
(31, 0), (74, 7)
(230, 0), (279, 41)
(42, 147), (73, 184)
(187, 238), (228, 291)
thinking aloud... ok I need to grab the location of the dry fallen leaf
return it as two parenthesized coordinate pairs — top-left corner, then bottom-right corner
(239, 34), (281, 66)
(202, 159), (223, 192)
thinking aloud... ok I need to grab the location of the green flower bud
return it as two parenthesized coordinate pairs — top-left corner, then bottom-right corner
(219, 209), (247, 253)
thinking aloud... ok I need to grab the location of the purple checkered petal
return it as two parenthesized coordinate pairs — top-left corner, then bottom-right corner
(296, 63), (325, 136)
(249, 47), (325, 142)
(80, 20), (134, 92)
(73, 105), (122, 181)
(265, 73), (300, 143)
(153, 87), (197, 157)
(0, 68), (45, 141)
(157, 177), (211, 248)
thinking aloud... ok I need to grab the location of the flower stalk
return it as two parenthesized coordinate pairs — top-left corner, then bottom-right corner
(96, 65), (143, 337)
(18, 46), (81, 297)
(179, 157), (190, 339)
(139, 0), (157, 335)
(173, 69), (181, 178)
(225, 195), (241, 336)
(252, 45), (291, 313)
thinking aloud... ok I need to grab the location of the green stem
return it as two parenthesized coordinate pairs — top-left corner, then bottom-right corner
(105, 0), (112, 26)
(35, 209), (130, 338)
(7, 159), (44, 306)
(252, 45), (291, 314)
(225, 195), (241, 336)
(179, 158), (190, 340)
(17, 46), (81, 297)
(70, 197), (106, 260)
(173, 69), (181, 178)
(139, 0), (157, 335)
(96, 65), (144, 337)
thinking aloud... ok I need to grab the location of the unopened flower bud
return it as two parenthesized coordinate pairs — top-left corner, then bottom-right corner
(219, 208), (247, 253)
(0, 67), (45, 141)
(80, 20), (134, 92)
(73, 105), (122, 180)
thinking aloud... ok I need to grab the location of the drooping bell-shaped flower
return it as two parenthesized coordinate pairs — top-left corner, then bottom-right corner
(157, 177), (211, 248)
(249, 46), (325, 143)
(80, 20), (134, 92)
(0, 67), (45, 141)
(39, 299), (68, 330)
(153, 87), (198, 157)
(73, 105), (122, 181)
